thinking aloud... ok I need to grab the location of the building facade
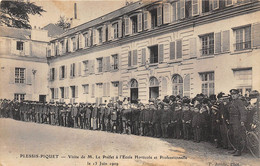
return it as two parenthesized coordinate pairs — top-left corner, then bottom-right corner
(0, 26), (50, 102)
(47, 0), (260, 104)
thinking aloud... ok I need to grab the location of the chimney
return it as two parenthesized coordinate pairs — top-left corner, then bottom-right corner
(74, 3), (77, 19)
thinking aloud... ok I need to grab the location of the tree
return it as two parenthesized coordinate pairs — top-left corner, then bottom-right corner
(0, 0), (45, 29)
(55, 15), (71, 30)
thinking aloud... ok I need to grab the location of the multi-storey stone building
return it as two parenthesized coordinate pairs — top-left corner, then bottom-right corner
(47, 0), (260, 104)
(0, 24), (64, 102)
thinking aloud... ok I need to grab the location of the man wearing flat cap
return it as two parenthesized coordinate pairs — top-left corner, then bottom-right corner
(227, 89), (247, 156)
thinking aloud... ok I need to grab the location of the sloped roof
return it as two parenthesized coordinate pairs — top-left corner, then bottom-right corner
(57, 0), (156, 39)
(0, 26), (31, 40)
(43, 23), (65, 37)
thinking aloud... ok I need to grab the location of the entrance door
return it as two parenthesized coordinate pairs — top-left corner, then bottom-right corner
(130, 88), (138, 103)
(39, 95), (46, 103)
(149, 87), (159, 99)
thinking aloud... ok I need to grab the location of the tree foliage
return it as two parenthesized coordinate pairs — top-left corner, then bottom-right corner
(0, 0), (45, 29)
(55, 15), (71, 30)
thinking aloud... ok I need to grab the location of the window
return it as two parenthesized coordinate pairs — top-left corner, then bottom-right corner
(112, 22), (119, 39)
(16, 41), (24, 50)
(233, 68), (252, 96)
(55, 44), (59, 56)
(50, 68), (55, 81)
(130, 15), (138, 34)
(70, 86), (76, 98)
(112, 54), (118, 70)
(226, 0), (233, 6)
(97, 58), (103, 73)
(202, 0), (210, 13)
(149, 77), (159, 99)
(149, 45), (158, 64)
(83, 60), (89, 76)
(172, 74), (183, 97)
(234, 26), (251, 51)
(200, 72), (215, 97)
(50, 88), (54, 99)
(97, 27), (102, 44)
(60, 87), (65, 98)
(60, 41), (64, 54)
(84, 33), (89, 47)
(200, 33), (214, 56)
(14, 94), (25, 101)
(150, 9), (157, 29)
(72, 37), (76, 51)
(60, 66), (65, 79)
(15, 68), (25, 83)
(83, 84), (89, 94)
(70, 63), (76, 77)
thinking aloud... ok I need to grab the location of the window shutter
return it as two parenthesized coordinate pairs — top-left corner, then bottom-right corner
(70, 64), (73, 77)
(158, 44), (164, 63)
(107, 82), (110, 97)
(192, 0), (199, 16)
(170, 41), (175, 60)
(59, 66), (61, 79)
(64, 65), (67, 78)
(103, 58), (107, 72)
(93, 29), (97, 45)
(252, 22), (260, 47)
(108, 24), (112, 41)
(54, 68), (58, 80)
(75, 86), (78, 98)
(133, 49), (137, 66)
(118, 54), (121, 70)
(215, 32), (221, 54)
(91, 84), (95, 98)
(9, 67), (14, 84)
(161, 77), (167, 97)
(75, 34), (79, 50)
(157, 5), (162, 26)
(103, 83), (106, 97)
(118, 20), (122, 38)
(26, 68), (32, 85)
(64, 38), (68, 53)
(49, 69), (52, 81)
(184, 74), (190, 97)
(163, 3), (171, 24)
(141, 48), (146, 65)
(106, 57), (110, 71)
(128, 51), (132, 67)
(180, 0), (185, 19)
(89, 60), (95, 74)
(68, 38), (72, 52)
(222, 30), (230, 52)
(119, 81), (123, 96)
(189, 37), (197, 58)
(125, 17), (130, 36)
(143, 11), (151, 30)
(172, 2), (177, 22)
(102, 25), (106, 43)
(137, 13), (142, 32)
(78, 62), (81, 76)
(176, 40), (182, 59)
(24, 41), (30, 56)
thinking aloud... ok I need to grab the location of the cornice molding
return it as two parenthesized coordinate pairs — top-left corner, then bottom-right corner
(48, 1), (260, 63)
(0, 54), (47, 63)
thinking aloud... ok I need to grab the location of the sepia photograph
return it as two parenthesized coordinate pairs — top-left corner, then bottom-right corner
(0, 0), (260, 165)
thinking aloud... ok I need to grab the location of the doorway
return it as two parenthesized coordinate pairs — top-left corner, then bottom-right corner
(149, 87), (159, 99)
(130, 79), (138, 103)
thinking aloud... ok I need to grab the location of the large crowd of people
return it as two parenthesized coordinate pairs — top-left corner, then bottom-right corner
(0, 89), (259, 157)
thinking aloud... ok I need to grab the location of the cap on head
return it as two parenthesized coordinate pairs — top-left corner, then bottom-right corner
(230, 89), (239, 94)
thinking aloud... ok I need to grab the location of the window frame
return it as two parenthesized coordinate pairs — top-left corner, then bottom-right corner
(97, 58), (103, 73)
(112, 54), (119, 70)
(16, 41), (24, 51)
(200, 33), (214, 56)
(82, 84), (89, 94)
(15, 68), (25, 84)
(199, 72), (215, 97)
(233, 25), (251, 51)
(14, 93), (25, 102)
(149, 45), (159, 64)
